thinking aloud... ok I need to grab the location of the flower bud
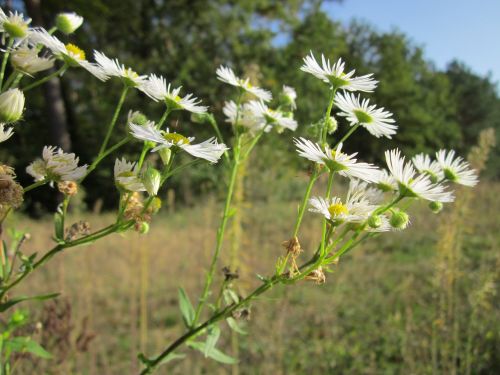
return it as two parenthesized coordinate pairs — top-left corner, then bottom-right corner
(55, 12), (84, 35)
(428, 201), (443, 213)
(0, 89), (25, 123)
(3, 14), (30, 39)
(368, 215), (382, 229)
(128, 110), (148, 126)
(148, 197), (162, 214)
(143, 167), (161, 196)
(158, 147), (172, 165)
(327, 116), (338, 134)
(135, 221), (149, 234)
(389, 210), (409, 230)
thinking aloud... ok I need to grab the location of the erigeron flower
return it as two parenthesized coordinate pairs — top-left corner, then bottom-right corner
(127, 110), (149, 126)
(129, 122), (228, 163)
(375, 169), (397, 192)
(301, 51), (377, 92)
(348, 179), (384, 205)
(412, 153), (443, 182)
(223, 100), (269, 133)
(216, 65), (272, 102)
(385, 149), (454, 202)
(0, 8), (31, 40)
(366, 214), (392, 232)
(55, 12), (83, 35)
(281, 85), (297, 109)
(294, 137), (380, 182)
(245, 100), (297, 131)
(0, 124), (13, 142)
(389, 209), (410, 230)
(26, 146), (87, 182)
(29, 28), (107, 80)
(436, 149), (478, 187)
(0, 167), (23, 208)
(142, 74), (207, 114)
(10, 45), (54, 75)
(0, 89), (25, 123)
(94, 51), (147, 88)
(309, 194), (374, 224)
(335, 92), (397, 138)
(114, 158), (145, 192)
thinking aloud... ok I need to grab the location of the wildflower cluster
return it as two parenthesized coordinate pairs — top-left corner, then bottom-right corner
(0, 7), (478, 374)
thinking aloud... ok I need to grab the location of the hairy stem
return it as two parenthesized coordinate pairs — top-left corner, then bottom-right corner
(98, 86), (129, 155)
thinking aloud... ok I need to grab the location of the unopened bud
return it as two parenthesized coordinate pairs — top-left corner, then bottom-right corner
(0, 89), (25, 123)
(327, 116), (338, 134)
(55, 12), (84, 35)
(128, 110), (148, 126)
(143, 167), (161, 196)
(428, 201), (443, 213)
(389, 210), (409, 230)
(135, 221), (149, 234)
(368, 215), (382, 229)
(158, 147), (171, 165)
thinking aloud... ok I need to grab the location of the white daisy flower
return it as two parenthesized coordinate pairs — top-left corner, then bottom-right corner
(94, 50), (147, 87)
(335, 92), (397, 138)
(142, 74), (207, 114)
(222, 100), (269, 133)
(0, 124), (13, 143)
(300, 52), (377, 92)
(374, 169), (398, 192)
(281, 85), (297, 109)
(348, 179), (384, 205)
(0, 8), (31, 41)
(26, 146), (87, 182)
(114, 158), (145, 192)
(216, 65), (272, 102)
(129, 122), (228, 163)
(246, 100), (297, 131)
(29, 28), (107, 81)
(294, 137), (380, 182)
(412, 153), (443, 182)
(385, 149), (454, 202)
(436, 149), (478, 187)
(309, 195), (373, 223)
(10, 45), (54, 75)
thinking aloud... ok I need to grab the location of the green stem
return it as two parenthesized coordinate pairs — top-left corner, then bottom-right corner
(292, 169), (319, 237)
(98, 86), (129, 155)
(335, 123), (360, 147)
(2, 71), (19, 91)
(321, 89), (336, 145)
(320, 171), (335, 255)
(0, 39), (14, 91)
(23, 179), (47, 193)
(241, 127), (266, 161)
(207, 115), (229, 161)
(137, 107), (171, 170)
(192, 135), (242, 326)
(22, 64), (67, 91)
(85, 136), (131, 179)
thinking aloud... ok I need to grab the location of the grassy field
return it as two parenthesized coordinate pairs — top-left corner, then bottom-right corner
(7, 180), (500, 374)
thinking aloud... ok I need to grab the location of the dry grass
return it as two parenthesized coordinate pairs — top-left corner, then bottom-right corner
(6, 180), (500, 374)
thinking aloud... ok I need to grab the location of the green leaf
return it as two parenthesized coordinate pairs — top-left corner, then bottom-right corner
(138, 352), (185, 368)
(54, 211), (64, 241)
(188, 341), (237, 364)
(178, 288), (195, 327)
(0, 293), (59, 313)
(204, 325), (220, 357)
(6, 337), (52, 359)
(226, 317), (247, 335)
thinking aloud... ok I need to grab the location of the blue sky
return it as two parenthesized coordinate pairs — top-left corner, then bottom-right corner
(322, 0), (500, 84)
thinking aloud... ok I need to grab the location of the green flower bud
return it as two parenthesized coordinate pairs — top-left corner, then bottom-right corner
(428, 201), (443, 213)
(0, 89), (25, 123)
(389, 209), (409, 230)
(158, 147), (172, 165)
(149, 197), (162, 214)
(3, 14), (30, 39)
(327, 116), (338, 134)
(128, 110), (149, 126)
(368, 215), (382, 229)
(137, 222), (149, 234)
(143, 167), (161, 196)
(55, 12), (84, 35)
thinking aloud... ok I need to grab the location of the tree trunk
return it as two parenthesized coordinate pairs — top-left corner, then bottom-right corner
(23, 0), (72, 151)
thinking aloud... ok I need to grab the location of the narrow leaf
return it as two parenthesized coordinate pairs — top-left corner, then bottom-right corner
(204, 325), (220, 357)
(189, 341), (238, 364)
(226, 317), (247, 335)
(54, 212), (64, 241)
(178, 288), (195, 327)
(6, 337), (52, 359)
(0, 293), (60, 313)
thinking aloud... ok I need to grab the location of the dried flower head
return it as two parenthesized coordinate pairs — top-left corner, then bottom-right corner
(305, 266), (326, 284)
(57, 180), (78, 196)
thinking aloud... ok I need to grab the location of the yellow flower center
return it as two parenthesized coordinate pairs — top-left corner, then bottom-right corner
(124, 68), (139, 79)
(328, 203), (348, 218)
(65, 43), (86, 60)
(163, 132), (190, 145)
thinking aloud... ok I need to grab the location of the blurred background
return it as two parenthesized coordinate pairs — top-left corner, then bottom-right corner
(1, 0), (499, 373)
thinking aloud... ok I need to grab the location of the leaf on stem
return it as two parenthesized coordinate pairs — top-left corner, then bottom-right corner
(204, 325), (221, 357)
(0, 293), (59, 312)
(188, 341), (238, 364)
(178, 287), (195, 327)
(5, 337), (52, 359)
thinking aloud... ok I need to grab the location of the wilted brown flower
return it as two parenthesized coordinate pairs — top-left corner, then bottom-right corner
(57, 180), (78, 196)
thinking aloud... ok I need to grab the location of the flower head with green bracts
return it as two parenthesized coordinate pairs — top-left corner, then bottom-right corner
(114, 158), (145, 192)
(216, 65), (272, 102)
(294, 137), (380, 182)
(26, 146), (87, 183)
(384, 149), (454, 202)
(281, 85), (297, 109)
(223, 100), (269, 134)
(335, 91), (397, 138)
(10, 45), (54, 76)
(412, 153), (443, 182)
(93, 50), (147, 88)
(245, 100), (298, 131)
(301, 51), (378, 92)
(0, 8), (31, 41)
(142, 74), (207, 114)
(129, 122), (228, 163)
(29, 28), (107, 81)
(55, 12), (83, 35)
(436, 149), (478, 187)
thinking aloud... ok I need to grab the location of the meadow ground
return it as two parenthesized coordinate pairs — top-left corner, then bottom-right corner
(8, 180), (500, 374)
